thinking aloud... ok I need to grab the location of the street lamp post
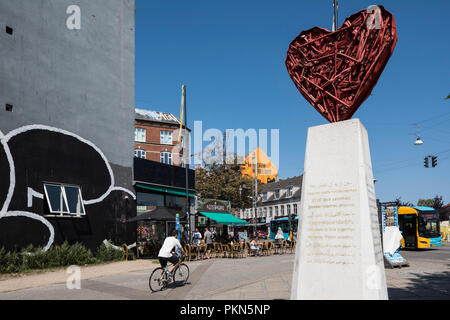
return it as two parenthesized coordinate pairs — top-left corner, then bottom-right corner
(181, 85), (191, 244)
(252, 152), (258, 236)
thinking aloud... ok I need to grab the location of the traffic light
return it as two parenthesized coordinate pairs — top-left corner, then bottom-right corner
(432, 156), (437, 168)
(424, 157), (429, 168)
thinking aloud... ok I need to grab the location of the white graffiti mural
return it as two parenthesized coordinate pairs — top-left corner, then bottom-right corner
(0, 125), (136, 251)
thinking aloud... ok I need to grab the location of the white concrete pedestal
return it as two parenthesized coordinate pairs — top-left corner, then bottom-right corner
(291, 119), (387, 300)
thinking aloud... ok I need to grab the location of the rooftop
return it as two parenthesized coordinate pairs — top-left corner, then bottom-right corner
(135, 108), (181, 125)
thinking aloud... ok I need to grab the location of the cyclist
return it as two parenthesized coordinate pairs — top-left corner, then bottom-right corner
(158, 229), (186, 275)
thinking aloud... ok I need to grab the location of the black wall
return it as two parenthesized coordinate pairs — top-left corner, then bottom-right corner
(0, 129), (136, 252)
(134, 158), (195, 190)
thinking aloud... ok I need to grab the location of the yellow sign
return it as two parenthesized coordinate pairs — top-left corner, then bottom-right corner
(241, 148), (278, 184)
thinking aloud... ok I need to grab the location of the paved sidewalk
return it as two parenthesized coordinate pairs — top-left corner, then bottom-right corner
(0, 260), (156, 293)
(1, 245), (449, 300)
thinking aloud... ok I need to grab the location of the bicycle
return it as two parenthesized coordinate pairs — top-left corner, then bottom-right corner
(149, 256), (190, 292)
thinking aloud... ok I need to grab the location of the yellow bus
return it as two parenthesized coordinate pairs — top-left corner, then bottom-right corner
(398, 206), (442, 249)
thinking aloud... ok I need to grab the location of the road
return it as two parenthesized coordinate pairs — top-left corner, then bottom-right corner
(0, 243), (449, 300)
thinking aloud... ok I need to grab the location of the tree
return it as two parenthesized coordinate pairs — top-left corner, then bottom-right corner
(395, 197), (413, 207)
(418, 195), (444, 210)
(195, 156), (259, 210)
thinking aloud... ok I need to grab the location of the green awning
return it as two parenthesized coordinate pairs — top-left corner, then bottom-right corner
(199, 212), (248, 226)
(136, 184), (195, 198)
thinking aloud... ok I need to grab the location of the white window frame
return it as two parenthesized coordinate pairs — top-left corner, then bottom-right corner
(135, 127), (146, 143)
(287, 186), (294, 198)
(160, 130), (173, 145)
(274, 189), (280, 199)
(43, 183), (86, 217)
(160, 152), (173, 165)
(134, 149), (146, 159)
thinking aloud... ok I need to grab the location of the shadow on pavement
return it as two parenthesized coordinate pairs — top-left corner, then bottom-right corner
(388, 265), (450, 300)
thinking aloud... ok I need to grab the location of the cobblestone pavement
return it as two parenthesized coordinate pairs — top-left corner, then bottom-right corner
(0, 243), (449, 300)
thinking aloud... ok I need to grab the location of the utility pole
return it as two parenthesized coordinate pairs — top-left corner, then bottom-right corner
(252, 152), (258, 236)
(182, 85), (191, 244)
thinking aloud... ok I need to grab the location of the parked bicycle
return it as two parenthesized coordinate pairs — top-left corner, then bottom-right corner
(149, 256), (189, 292)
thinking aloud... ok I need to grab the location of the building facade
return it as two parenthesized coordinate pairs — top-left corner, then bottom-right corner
(0, 0), (136, 251)
(134, 109), (190, 167)
(239, 176), (303, 225)
(133, 157), (195, 254)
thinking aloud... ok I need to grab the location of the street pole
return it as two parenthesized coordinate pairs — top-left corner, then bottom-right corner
(252, 152), (258, 236)
(332, 0), (339, 32)
(182, 85), (191, 245)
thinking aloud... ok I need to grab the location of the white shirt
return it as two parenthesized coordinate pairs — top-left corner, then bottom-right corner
(158, 237), (182, 258)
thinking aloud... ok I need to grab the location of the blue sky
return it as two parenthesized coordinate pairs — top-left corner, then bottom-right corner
(135, 0), (450, 205)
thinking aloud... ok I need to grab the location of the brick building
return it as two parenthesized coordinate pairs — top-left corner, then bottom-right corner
(134, 109), (190, 167)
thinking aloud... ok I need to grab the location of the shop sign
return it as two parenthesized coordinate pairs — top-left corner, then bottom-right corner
(197, 199), (231, 213)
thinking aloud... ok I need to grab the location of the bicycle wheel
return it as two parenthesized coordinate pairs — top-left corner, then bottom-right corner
(173, 263), (189, 286)
(149, 268), (167, 292)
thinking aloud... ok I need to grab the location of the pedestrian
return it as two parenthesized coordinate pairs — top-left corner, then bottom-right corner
(275, 227), (285, 242)
(203, 227), (213, 259)
(192, 228), (202, 245)
(181, 229), (189, 246)
(211, 227), (217, 242)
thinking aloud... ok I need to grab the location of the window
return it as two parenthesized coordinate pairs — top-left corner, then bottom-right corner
(274, 189), (280, 199)
(287, 204), (291, 215)
(135, 128), (146, 142)
(275, 206), (279, 216)
(160, 152), (172, 165)
(160, 131), (172, 145)
(5, 104), (13, 112)
(6, 26), (13, 35)
(134, 149), (146, 159)
(269, 207), (273, 217)
(294, 204), (298, 214)
(287, 186), (294, 197)
(262, 192), (268, 201)
(281, 205), (285, 215)
(44, 184), (85, 216)
(263, 207), (267, 217)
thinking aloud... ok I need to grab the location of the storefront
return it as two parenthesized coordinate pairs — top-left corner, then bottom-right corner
(196, 199), (248, 242)
(133, 158), (195, 257)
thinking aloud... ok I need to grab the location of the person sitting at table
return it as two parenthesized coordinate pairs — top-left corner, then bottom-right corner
(250, 238), (261, 256)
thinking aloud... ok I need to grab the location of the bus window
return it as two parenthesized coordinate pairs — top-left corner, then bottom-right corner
(418, 210), (440, 238)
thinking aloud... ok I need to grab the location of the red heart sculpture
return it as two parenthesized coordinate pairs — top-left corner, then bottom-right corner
(286, 5), (397, 122)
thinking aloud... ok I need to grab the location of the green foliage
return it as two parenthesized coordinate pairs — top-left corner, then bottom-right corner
(417, 195), (444, 210)
(195, 156), (258, 209)
(95, 241), (123, 263)
(0, 240), (124, 274)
